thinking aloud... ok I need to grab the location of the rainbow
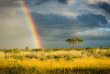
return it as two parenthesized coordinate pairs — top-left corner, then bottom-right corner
(19, 0), (42, 48)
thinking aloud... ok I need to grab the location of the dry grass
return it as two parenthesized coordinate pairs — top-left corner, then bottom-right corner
(0, 49), (110, 59)
(0, 49), (110, 73)
(0, 57), (110, 73)
(0, 52), (5, 58)
(21, 50), (83, 59)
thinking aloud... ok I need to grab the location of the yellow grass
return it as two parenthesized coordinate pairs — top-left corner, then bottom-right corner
(0, 52), (5, 58)
(0, 49), (110, 73)
(0, 57), (110, 69)
(20, 50), (83, 59)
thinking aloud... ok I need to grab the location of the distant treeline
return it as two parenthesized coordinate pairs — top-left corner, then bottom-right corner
(0, 46), (110, 53)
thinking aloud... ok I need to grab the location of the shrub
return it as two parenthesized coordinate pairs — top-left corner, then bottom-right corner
(56, 58), (60, 61)
(44, 49), (52, 52)
(99, 46), (110, 50)
(65, 48), (73, 51)
(25, 46), (29, 49)
(4, 49), (13, 53)
(32, 49), (44, 52)
(99, 46), (103, 49)
(75, 47), (86, 51)
(21, 49), (32, 52)
(86, 47), (97, 50)
(54, 55), (63, 59)
(66, 57), (73, 61)
(12, 54), (25, 60)
(25, 53), (38, 59)
(13, 49), (21, 53)
(40, 57), (47, 61)
(53, 48), (62, 51)
(4, 49), (21, 53)
(105, 51), (110, 57)
(95, 55), (101, 58)
(47, 56), (54, 59)
(86, 47), (96, 54)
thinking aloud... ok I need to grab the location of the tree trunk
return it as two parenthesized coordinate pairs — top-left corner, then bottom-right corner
(73, 43), (75, 48)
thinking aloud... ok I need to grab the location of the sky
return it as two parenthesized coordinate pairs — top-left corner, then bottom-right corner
(0, 0), (110, 49)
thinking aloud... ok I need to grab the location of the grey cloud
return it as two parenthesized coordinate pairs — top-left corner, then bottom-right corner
(57, 0), (68, 4)
(98, 2), (110, 13)
(30, 12), (110, 44)
(24, 0), (69, 6)
(0, 0), (18, 7)
(0, 7), (35, 49)
(89, 2), (110, 14)
(24, 0), (49, 6)
(76, 13), (108, 31)
(31, 12), (77, 42)
(31, 12), (109, 30)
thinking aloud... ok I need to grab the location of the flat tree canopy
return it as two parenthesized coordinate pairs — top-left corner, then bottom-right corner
(66, 38), (84, 48)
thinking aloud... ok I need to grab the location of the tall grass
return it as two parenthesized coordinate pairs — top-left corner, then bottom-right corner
(0, 57), (110, 74)
(0, 48), (110, 73)
(0, 48), (110, 59)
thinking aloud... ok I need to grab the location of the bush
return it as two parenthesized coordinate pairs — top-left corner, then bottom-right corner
(25, 46), (29, 49)
(86, 47), (97, 50)
(53, 48), (62, 51)
(32, 49), (44, 52)
(4, 49), (21, 53)
(12, 54), (25, 60)
(65, 48), (73, 51)
(13, 49), (21, 53)
(66, 57), (73, 61)
(4, 49), (13, 53)
(44, 49), (52, 52)
(105, 51), (110, 57)
(75, 47), (86, 51)
(86, 47), (96, 54)
(21, 49), (32, 52)
(47, 56), (54, 59)
(25, 54), (38, 59)
(99, 46), (110, 50)
(40, 57), (47, 61)
(54, 55), (63, 59)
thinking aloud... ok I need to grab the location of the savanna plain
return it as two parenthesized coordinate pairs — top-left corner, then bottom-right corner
(0, 47), (110, 74)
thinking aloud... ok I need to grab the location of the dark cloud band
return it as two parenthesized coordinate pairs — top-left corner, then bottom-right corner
(89, 2), (110, 14)
(24, 0), (68, 6)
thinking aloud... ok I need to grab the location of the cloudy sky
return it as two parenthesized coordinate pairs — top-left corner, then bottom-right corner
(0, 0), (110, 49)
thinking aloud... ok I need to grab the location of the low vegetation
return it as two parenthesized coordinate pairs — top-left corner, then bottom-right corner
(0, 47), (110, 74)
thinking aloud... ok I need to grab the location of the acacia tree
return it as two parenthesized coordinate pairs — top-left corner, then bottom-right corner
(66, 38), (84, 48)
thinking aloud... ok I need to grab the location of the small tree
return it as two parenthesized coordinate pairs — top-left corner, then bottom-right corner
(66, 38), (84, 48)
(25, 46), (29, 49)
(99, 46), (103, 50)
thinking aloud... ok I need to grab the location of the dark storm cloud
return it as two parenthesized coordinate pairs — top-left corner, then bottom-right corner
(31, 12), (110, 43)
(31, 12), (75, 42)
(89, 2), (110, 14)
(32, 12), (108, 30)
(57, 0), (68, 4)
(76, 13), (108, 30)
(0, 0), (18, 7)
(24, 0), (49, 6)
(24, 0), (68, 6)
(31, 12), (74, 29)
(97, 2), (110, 13)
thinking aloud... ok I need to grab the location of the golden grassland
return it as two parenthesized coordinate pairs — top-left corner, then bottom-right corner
(0, 57), (110, 74)
(0, 48), (110, 74)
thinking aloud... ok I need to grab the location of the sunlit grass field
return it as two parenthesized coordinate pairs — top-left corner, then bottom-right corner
(0, 47), (110, 74)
